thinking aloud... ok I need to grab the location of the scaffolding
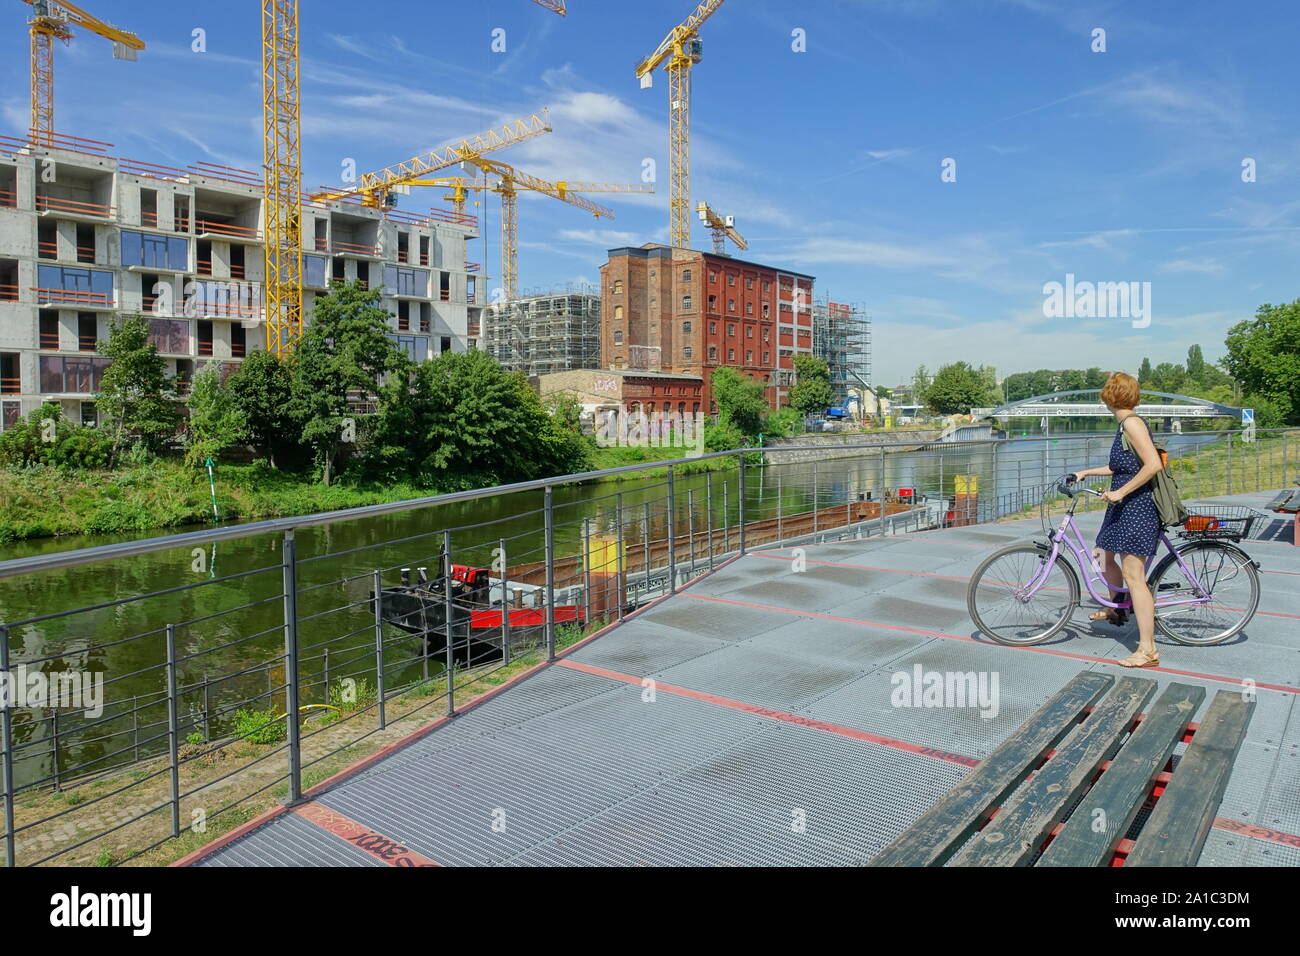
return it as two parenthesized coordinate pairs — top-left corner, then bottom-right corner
(483, 284), (601, 376)
(812, 298), (871, 405)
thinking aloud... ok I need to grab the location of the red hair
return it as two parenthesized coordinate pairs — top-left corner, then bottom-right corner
(1100, 372), (1140, 410)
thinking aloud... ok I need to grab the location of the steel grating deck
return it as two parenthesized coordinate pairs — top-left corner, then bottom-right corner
(191, 491), (1300, 867)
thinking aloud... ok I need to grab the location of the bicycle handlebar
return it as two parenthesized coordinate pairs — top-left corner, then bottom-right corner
(1056, 475), (1104, 498)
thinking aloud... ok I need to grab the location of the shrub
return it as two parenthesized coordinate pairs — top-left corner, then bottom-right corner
(231, 708), (286, 745)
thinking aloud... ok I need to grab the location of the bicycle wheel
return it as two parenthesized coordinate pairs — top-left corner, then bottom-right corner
(1149, 540), (1260, 646)
(967, 544), (1080, 646)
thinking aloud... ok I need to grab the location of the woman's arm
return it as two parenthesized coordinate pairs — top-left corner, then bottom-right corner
(1072, 464), (1113, 479)
(1105, 417), (1162, 501)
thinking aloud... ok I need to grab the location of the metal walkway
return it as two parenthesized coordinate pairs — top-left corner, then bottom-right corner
(188, 491), (1300, 867)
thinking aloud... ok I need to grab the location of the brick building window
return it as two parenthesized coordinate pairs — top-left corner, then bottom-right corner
(762, 303), (770, 318)
(682, 321), (692, 333)
(709, 321), (717, 334)
(709, 271), (716, 282)
(708, 346), (717, 361)
(682, 269), (691, 281)
(746, 302), (753, 315)
(727, 275), (735, 286)
(728, 349), (735, 361)
(614, 305), (624, 320)
(745, 277), (753, 289)
(682, 295), (692, 309)
(614, 330), (624, 345)
(763, 351), (770, 364)
(746, 326), (753, 338)
(613, 279), (624, 294)
(727, 324), (736, 337)
(728, 299), (735, 312)
(746, 350), (753, 363)
(683, 347), (692, 359)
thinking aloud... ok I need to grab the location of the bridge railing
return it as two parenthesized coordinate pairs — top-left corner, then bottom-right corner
(0, 427), (1294, 866)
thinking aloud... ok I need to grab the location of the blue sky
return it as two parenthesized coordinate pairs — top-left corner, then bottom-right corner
(5, 0), (1299, 385)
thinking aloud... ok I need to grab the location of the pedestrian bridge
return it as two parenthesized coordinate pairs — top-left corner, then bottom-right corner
(183, 490), (1299, 867)
(972, 389), (1243, 421)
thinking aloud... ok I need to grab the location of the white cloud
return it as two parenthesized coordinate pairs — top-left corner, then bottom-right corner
(1160, 258), (1226, 276)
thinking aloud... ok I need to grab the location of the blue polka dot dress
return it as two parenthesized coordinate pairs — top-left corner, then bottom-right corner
(1095, 417), (1162, 557)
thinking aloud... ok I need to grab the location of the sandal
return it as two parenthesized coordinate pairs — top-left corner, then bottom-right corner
(1117, 650), (1160, 669)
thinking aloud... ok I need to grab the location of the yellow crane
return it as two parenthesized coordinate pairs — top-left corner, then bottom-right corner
(634, 0), (726, 249)
(22, 0), (144, 146)
(309, 113), (552, 208)
(395, 172), (651, 300)
(472, 158), (647, 303)
(262, 0), (302, 357)
(696, 200), (746, 255)
(530, 0), (567, 13)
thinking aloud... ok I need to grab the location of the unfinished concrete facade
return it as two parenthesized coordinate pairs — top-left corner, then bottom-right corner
(481, 286), (601, 377)
(0, 133), (481, 428)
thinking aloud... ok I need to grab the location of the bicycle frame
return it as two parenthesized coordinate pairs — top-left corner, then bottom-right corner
(1024, 494), (1212, 611)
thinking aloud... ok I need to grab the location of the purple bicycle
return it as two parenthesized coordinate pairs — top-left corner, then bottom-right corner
(967, 476), (1261, 647)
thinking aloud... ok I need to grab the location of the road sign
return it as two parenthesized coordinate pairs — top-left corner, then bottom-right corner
(1242, 408), (1256, 443)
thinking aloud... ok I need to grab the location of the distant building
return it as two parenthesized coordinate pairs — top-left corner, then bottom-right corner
(598, 243), (814, 414)
(480, 285), (600, 377)
(534, 367), (704, 418)
(812, 299), (870, 406)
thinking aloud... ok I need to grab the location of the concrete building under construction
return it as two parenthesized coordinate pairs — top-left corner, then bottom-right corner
(812, 298), (871, 407)
(481, 285), (601, 377)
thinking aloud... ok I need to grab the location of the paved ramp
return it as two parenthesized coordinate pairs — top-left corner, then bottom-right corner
(190, 492), (1300, 867)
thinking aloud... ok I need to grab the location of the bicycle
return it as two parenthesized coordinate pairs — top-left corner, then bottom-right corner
(966, 476), (1261, 647)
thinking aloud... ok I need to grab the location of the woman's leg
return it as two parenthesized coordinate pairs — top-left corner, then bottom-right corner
(1089, 550), (1126, 621)
(1118, 552), (1158, 666)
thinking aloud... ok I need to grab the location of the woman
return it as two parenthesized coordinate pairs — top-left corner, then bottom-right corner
(1067, 372), (1166, 668)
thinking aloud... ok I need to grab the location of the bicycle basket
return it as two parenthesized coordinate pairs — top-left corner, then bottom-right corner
(1178, 505), (1261, 541)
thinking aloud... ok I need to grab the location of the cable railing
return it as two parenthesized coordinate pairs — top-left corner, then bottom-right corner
(0, 427), (1294, 866)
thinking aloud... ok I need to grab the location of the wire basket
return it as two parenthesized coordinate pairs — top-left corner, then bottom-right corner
(1178, 505), (1261, 541)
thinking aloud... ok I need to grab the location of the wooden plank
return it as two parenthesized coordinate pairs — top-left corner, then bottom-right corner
(1036, 682), (1205, 867)
(1125, 690), (1255, 867)
(950, 675), (1157, 866)
(870, 671), (1114, 867)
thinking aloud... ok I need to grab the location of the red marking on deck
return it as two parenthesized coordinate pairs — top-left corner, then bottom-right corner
(555, 658), (978, 768)
(292, 802), (441, 866)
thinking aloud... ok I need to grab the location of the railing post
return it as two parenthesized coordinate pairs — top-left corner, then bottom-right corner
(321, 647), (330, 703)
(722, 481), (730, 553)
(642, 501), (651, 602)
(812, 459), (819, 534)
(498, 539), (511, 666)
(614, 496), (625, 622)
(705, 473), (714, 570)
(50, 711), (60, 792)
(687, 489), (696, 575)
(582, 517), (593, 622)
(776, 469), (783, 543)
(1227, 434), (1234, 495)
(201, 675), (211, 742)
(0, 624), (13, 867)
(443, 530), (456, 714)
(372, 570), (387, 730)
(544, 487), (556, 662)
(667, 465), (677, 593)
(165, 623), (181, 838)
(738, 454), (747, 554)
(879, 446), (886, 522)
(280, 530), (302, 806)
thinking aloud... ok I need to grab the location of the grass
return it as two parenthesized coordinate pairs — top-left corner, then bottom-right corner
(0, 460), (456, 543)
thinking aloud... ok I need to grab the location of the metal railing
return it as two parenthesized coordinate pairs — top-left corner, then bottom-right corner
(0, 427), (1294, 866)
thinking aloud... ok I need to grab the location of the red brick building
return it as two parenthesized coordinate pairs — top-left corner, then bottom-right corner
(599, 244), (814, 414)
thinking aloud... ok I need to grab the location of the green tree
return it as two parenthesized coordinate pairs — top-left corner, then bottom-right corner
(788, 355), (834, 417)
(710, 366), (767, 437)
(1139, 357), (1153, 382)
(923, 362), (989, 415)
(0, 403), (111, 469)
(290, 281), (411, 484)
(226, 349), (300, 469)
(185, 363), (247, 467)
(1084, 367), (1108, 390)
(370, 349), (589, 489)
(1224, 300), (1300, 424)
(911, 364), (932, 401)
(1186, 344), (1206, 384)
(95, 315), (176, 462)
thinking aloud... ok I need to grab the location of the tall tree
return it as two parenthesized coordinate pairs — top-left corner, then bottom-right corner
(924, 362), (989, 415)
(911, 364), (932, 401)
(1223, 299), (1300, 424)
(789, 354), (834, 417)
(96, 315), (176, 462)
(1139, 357), (1153, 382)
(289, 281), (411, 484)
(226, 348), (300, 469)
(711, 366), (767, 437)
(185, 363), (247, 467)
(370, 349), (589, 489)
(1186, 344), (1206, 383)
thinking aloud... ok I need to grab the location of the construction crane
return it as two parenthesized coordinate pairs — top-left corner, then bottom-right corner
(472, 158), (631, 303)
(634, 0), (726, 249)
(262, 0), (302, 357)
(22, 0), (144, 145)
(530, 0), (567, 13)
(697, 201), (746, 255)
(310, 113), (552, 207)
